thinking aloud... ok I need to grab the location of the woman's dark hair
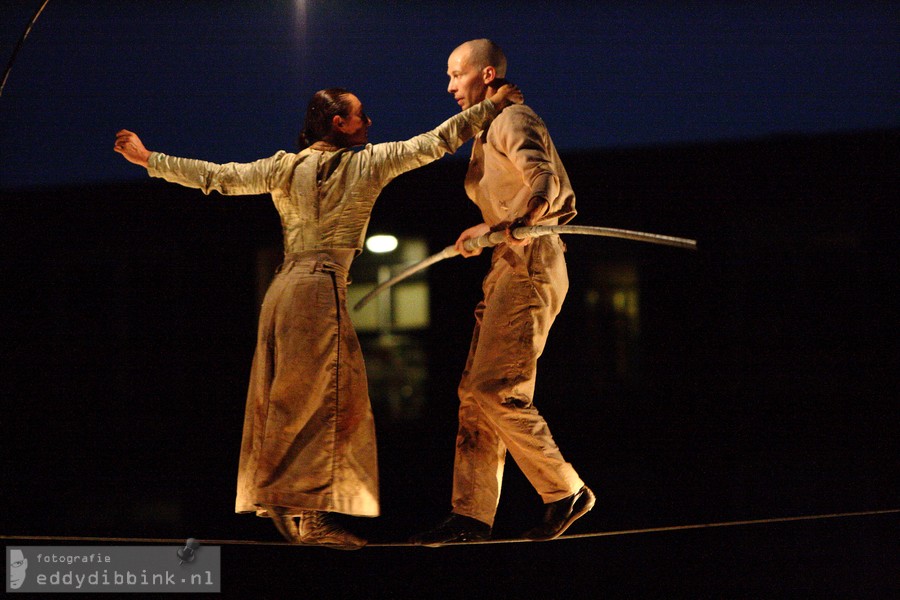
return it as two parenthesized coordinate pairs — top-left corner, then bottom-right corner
(298, 88), (353, 149)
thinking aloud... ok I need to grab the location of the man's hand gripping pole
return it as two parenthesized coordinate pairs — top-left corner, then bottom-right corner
(353, 225), (697, 311)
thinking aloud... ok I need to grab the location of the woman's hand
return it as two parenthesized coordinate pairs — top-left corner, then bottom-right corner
(114, 129), (152, 167)
(487, 82), (524, 109)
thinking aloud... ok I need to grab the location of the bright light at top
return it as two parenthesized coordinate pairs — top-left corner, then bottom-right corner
(294, 0), (308, 28)
(366, 234), (398, 254)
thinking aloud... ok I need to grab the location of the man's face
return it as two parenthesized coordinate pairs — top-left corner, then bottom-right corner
(447, 47), (490, 111)
(337, 94), (371, 146)
(10, 549), (27, 589)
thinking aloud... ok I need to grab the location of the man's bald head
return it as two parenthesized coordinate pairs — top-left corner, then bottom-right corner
(453, 39), (507, 78)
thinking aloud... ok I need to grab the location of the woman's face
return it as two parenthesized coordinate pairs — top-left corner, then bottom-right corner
(336, 94), (371, 146)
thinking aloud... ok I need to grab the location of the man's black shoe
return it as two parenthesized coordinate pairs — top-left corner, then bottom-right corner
(409, 513), (491, 547)
(523, 486), (596, 541)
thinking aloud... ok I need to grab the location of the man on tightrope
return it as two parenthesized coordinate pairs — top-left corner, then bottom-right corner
(410, 39), (595, 546)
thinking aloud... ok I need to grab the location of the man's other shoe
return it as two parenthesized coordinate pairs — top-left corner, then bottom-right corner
(523, 486), (596, 541)
(409, 513), (491, 547)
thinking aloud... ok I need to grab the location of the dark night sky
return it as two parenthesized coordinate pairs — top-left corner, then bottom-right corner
(0, 0), (897, 190)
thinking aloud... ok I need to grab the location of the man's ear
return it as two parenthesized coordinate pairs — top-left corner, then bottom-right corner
(482, 66), (497, 85)
(332, 114), (345, 131)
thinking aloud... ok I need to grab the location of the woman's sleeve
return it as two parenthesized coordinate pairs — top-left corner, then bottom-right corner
(366, 99), (499, 183)
(147, 151), (289, 196)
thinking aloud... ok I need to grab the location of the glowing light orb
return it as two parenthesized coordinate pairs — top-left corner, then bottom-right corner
(366, 235), (399, 254)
